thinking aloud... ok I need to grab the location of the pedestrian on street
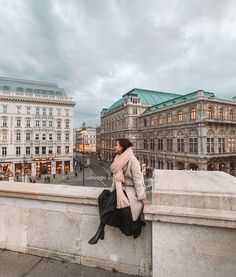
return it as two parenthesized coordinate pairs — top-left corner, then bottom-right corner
(88, 138), (149, 245)
(44, 176), (47, 183)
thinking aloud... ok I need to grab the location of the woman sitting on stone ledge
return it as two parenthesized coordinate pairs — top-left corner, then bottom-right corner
(88, 138), (149, 245)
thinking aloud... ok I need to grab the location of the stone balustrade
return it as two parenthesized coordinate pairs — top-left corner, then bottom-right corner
(0, 182), (151, 276)
(0, 170), (236, 277)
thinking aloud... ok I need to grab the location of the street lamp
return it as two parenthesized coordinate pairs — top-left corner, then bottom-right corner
(81, 122), (87, 186)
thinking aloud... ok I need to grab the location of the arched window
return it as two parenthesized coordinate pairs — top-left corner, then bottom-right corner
(190, 108), (196, 120)
(229, 110), (234, 120)
(158, 115), (163, 125)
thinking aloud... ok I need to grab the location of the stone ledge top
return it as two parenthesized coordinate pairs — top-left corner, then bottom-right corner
(153, 170), (236, 194)
(0, 182), (104, 205)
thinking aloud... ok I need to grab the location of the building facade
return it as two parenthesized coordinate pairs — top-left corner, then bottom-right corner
(0, 77), (75, 181)
(100, 88), (179, 162)
(76, 127), (96, 153)
(100, 88), (236, 175)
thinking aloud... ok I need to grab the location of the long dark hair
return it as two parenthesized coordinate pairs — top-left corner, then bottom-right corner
(116, 138), (133, 153)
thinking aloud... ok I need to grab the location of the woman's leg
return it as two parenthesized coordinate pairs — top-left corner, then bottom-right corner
(88, 223), (105, 245)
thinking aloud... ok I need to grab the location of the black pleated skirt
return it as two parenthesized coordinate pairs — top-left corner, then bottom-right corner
(98, 189), (145, 239)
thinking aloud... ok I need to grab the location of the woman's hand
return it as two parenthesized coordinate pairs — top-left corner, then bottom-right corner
(141, 198), (149, 205)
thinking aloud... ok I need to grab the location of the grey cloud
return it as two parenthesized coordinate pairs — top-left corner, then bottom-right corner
(0, 0), (236, 127)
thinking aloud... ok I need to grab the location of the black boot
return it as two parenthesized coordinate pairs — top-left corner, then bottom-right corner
(88, 224), (105, 245)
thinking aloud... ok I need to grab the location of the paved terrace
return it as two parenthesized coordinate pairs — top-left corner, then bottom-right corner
(0, 250), (135, 277)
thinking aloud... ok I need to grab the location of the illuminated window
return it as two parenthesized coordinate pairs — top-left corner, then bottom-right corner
(167, 113), (172, 123)
(178, 111), (183, 122)
(190, 108), (196, 120)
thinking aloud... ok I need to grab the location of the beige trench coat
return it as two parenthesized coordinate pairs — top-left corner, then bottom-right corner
(111, 155), (146, 221)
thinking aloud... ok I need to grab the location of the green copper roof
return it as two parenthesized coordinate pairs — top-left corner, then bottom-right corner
(125, 88), (180, 105)
(104, 88), (180, 114)
(143, 90), (215, 114)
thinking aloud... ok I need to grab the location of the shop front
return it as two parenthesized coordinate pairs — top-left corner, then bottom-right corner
(36, 161), (51, 176)
(0, 163), (13, 180)
(56, 161), (62, 174)
(64, 161), (70, 173)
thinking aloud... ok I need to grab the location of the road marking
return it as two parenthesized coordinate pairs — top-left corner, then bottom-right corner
(86, 176), (112, 181)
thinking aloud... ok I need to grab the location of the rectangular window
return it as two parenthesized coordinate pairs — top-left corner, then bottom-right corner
(49, 121), (53, 127)
(57, 120), (61, 128)
(17, 106), (21, 114)
(65, 146), (69, 154)
(35, 133), (39, 140)
(65, 109), (69, 116)
(229, 138), (235, 153)
(16, 146), (21, 156)
(42, 146), (46, 155)
(166, 138), (173, 151)
(35, 147), (39, 155)
(36, 120), (40, 127)
(48, 146), (53, 154)
(49, 108), (53, 116)
(167, 114), (172, 123)
(16, 132), (21, 141)
(26, 119), (31, 127)
(150, 139), (155, 150)
(57, 146), (61, 154)
(190, 108), (196, 120)
(26, 146), (30, 155)
(3, 118), (7, 127)
(49, 133), (53, 140)
(42, 120), (46, 127)
(36, 108), (40, 115)
(2, 132), (7, 141)
(27, 107), (31, 115)
(189, 138), (198, 154)
(57, 133), (61, 141)
(177, 138), (184, 152)
(2, 147), (7, 156)
(158, 116), (163, 125)
(218, 138), (225, 153)
(2, 105), (8, 113)
(42, 133), (46, 140)
(26, 133), (31, 141)
(144, 118), (147, 127)
(207, 138), (214, 153)
(16, 119), (21, 127)
(43, 108), (46, 116)
(158, 138), (163, 151)
(65, 121), (70, 128)
(178, 111), (183, 122)
(144, 139), (148, 149)
(57, 109), (61, 116)
(65, 133), (69, 141)
(151, 117), (155, 127)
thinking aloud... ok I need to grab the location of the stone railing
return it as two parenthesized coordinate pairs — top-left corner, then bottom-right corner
(0, 170), (236, 277)
(0, 182), (151, 276)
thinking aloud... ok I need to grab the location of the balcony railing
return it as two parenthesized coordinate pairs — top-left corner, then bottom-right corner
(0, 90), (74, 101)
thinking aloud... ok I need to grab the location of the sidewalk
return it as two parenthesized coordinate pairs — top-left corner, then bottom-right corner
(0, 250), (136, 277)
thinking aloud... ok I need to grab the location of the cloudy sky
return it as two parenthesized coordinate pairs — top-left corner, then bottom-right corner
(0, 0), (236, 127)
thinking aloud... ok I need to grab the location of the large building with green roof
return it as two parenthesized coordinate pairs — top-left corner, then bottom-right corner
(98, 88), (236, 176)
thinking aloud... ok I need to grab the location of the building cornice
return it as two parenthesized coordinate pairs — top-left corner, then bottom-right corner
(0, 94), (75, 106)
